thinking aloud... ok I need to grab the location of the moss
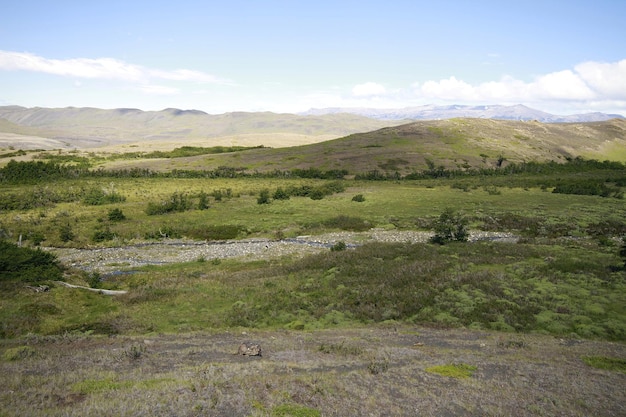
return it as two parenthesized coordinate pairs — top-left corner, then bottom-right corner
(425, 363), (477, 378)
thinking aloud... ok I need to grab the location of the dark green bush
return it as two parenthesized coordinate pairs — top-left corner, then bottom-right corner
(272, 187), (290, 200)
(430, 209), (469, 244)
(330, 241), (347, 251)
(146, 192), (191, 215)
(352, 194), (366, 202)
(58, 223), (74, 242)
(92, 227), (115, 242)
(107, 208), (126, 221)
(257, 189), (271, 204)
(197, 191), (209, 210)
(0, 240), (63, 282)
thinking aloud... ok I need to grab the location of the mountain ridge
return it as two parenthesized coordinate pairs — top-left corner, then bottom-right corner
(300, 104), (624, 123)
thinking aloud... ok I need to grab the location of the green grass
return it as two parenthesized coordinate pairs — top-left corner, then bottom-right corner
(425, 363), (477, 378)
(582, 356), (626, 373)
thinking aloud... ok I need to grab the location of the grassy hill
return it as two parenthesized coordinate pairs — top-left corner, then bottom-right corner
(97, 117), (626, 174)
(0, 106), (405, 150)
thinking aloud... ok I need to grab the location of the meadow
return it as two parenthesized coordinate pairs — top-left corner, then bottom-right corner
(1, 154), (625, 416)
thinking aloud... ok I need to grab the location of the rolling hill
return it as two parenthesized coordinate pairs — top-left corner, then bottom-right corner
(0, 106), (405, 150)
(98, 117), (626, 174)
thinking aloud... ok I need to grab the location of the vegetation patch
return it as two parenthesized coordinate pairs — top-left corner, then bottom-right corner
(582, 356), (626, 373)
(425, 363), (477, 378)
(2, 345), (36, 361)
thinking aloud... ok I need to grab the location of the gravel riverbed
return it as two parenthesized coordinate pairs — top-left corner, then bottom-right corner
(46, 230), (519, 275)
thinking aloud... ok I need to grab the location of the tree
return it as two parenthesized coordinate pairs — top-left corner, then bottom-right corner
(429, 208), (469, 245)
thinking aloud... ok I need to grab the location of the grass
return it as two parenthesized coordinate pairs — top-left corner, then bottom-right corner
(425, 363), (477, 378)
(2, 176), (624, 248)
(582, 356), (626, 373)
(1, 153), (625, 414)
(0, 326), (624, 416)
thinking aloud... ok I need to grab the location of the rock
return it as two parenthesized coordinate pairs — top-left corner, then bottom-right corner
(237, 342), (262, 357)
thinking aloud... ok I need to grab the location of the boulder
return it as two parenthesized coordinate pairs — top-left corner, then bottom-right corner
(237, 342), (262, 357)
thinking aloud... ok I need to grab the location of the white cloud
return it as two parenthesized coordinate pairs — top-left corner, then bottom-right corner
(408, 59), (626, 113)
(352, 82), (387, 97)
(575, 59), (626, 98)
(0, 50), (226, 84)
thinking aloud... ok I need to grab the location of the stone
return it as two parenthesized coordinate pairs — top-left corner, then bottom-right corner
(237, 342), (262, 357)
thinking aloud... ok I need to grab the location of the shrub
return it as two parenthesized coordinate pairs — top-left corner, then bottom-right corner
(323, 216), (371, 232)
(92, 227), (115, 242)
(429, 209), (469, 244)
(146, 192), (191, 215)
(330, 241), (347, 251)
(197, 191), (210, 210)
(352, 194), (365, 202)
(0, 240), (63, 282)
(257, 189), (271, 204)
(82, 187), (126, 205)
(272, 187), (290, 200)
(58, 223), (74, 242)
(107, 208), (126, 221)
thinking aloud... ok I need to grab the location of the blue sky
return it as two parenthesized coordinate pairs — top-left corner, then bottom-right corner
(1, 0), (625, 115)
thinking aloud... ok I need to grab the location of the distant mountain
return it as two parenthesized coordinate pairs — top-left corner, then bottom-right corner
(301, 104), (625, 123)
(0, 106), (404, 150)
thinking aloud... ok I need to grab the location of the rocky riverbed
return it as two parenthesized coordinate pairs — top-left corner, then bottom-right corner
(46, 229), (519, 275)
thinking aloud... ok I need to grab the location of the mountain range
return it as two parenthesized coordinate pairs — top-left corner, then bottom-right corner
(0, 104), (624, 153)
(301, 104), (624, 122)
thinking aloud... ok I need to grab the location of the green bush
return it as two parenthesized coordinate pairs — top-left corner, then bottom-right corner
(82, 187), (126, 205)
(352, 194), (366, 202)
(107, 208), (126, 221)
(257, 189), (271, 204)
(429, 208), (469, 244)
(272, 187), (290, 200)
(323, 216), (371, 232)
(58, 223), (74, 242)
(197, 191), (209, 210)
(92, 227), (115, 242)
(330, 241), (347, 251)
(0, 240), (63, 282)
(146, 192), (192, 215)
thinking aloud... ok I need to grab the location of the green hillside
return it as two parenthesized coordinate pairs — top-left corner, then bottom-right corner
(99, 117), (626, 174)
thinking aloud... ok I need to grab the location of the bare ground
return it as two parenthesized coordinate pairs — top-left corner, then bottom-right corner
(0, 325), (624, 416)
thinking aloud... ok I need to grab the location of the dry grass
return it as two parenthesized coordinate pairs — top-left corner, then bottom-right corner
(1, 325), (624, 416)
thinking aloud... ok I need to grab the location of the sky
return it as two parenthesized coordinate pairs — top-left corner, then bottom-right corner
(1, 0), (625, 115)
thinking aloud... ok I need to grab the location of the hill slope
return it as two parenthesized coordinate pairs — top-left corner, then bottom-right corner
(108, 117), (626, 174)
(0, 106), (404, 150)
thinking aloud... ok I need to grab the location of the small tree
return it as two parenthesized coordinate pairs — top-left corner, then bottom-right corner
(429, 208), (469, 245)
